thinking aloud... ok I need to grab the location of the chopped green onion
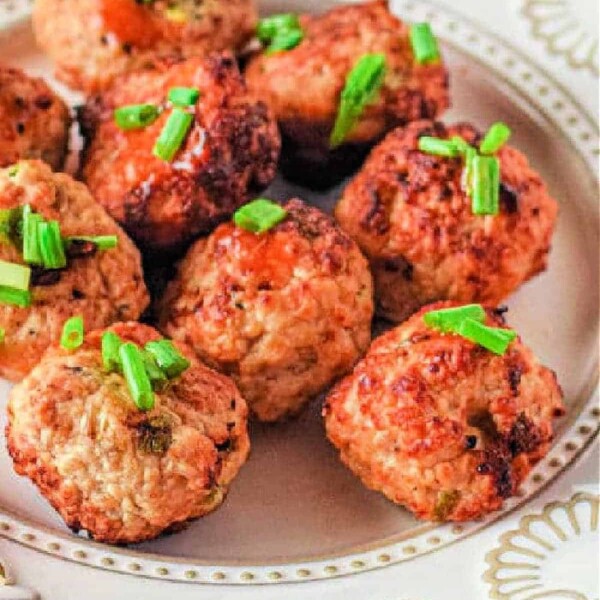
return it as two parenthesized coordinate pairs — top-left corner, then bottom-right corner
(60, 315), (84, 350)
(330, 53), (387, 148)
(418, 136), (459, 157)
(114, 104), (160, 131)
(65, 235), (118, 251)
(410, 22), (440, 65)
(423, 304), (486, 332)
(38, 220), (67, 269)
(0, 206), (23, 246)
(457, 318), (517, 355)
(168, 87), (200, 107)
(7, 165), (19, 177)
(233, 198), (287, 234)
(0, 286), (31, 307)
(450, 136), (474, 155)
(119, 342), (155, 411)
(267, 28), (304, 54)
(257, 13), (300, 43)
(142, 350), (168, 388)
(462, 146), (477, 195)
(22, 205), (43, 265)
(145, 339), (190, 379)
(102, 331), (123, 372)
(153, 107), (193, 162)
(0, 328), (4, 343)
(480, 122), (512, 155)
(471, 155), (500, 215)
(0, 259), (30, 290)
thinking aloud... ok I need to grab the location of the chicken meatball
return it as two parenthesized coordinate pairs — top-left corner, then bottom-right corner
(324, 302), (565, 521)
(245, 0), (449, 188)
(6, 321), (250, 544)
(159, 199), (374, 422)
(0, 160), (149, 381)
(80, 53), (280, 254)
(33, 0), (258, 93)
(0, 66), (70, 170)
(335, 120), (559, 322)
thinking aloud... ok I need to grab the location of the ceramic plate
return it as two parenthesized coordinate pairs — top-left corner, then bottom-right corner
(0, 0), (598, 586)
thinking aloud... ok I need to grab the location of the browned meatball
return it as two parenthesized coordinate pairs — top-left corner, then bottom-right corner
(158, 199), (374, 422)
(33, 0), (258, 93)
(80, 53), (280, 254)
(0, 66), (70, 170)
(7, 321), (250, 544)
(245, 0), (449, 187)
(324, 302), (565, 522)
(0, 161), (149, 381)
(335, 121), (559, 322)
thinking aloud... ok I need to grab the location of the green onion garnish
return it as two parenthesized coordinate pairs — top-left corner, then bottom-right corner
(168, 87), (200, 107)
(480, 122), (512, 155)
(60, 315), (84, 350)
(119, 342), (155, 411)
(267, 28), (304, 54)
(153, 107), (193, 162)
(144, 339), (190, 379)
(257, 13), (303, 53)
(0, 207), (23, 246)
(65, 235), (118, 251)
(461, 146), (477, 195)
(0, 328), (4, 343)
(471, 155), (500, 215)
(330, 53), (387, 148)
(233, 198), (288, 234)
(450, 136), (475, 155)
(418, 136), (459, 157)
(0, 286), (31, 307)
(423, 304), (486, 332)
(102, 331), (123, 372)
(0, 259), (30, 291)
(7, 165), (19, 177)
(141, 350), (168, 388)
(114, 104), (160, 131)
(410, 22), (440, 65)
(457, 318), (517, 355)
(22, 205), (43, 265)
(38, 220), (67, 269)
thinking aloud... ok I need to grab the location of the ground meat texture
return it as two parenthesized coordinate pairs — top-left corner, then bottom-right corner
(158, 199), (374, 422)
(0, 67), (70, 170)
(6, 322), (250, 544)
(334, 120), (559, 322)
(32, 0), (258, 93)
(323, 301), (565, 522)
(0, 161), (149, 381)
(244, 0), (449, 188)
(79, 53), (280, 254)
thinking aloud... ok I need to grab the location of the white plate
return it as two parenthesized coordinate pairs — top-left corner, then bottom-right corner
(0, 0), (598, 586)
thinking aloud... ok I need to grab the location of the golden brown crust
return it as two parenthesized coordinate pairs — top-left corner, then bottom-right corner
(0, 66), (70, 170)
(0, 161), (149, 381)
(80, 53), (280, 253)
(33, 0), (258, 93)
(324, 301), (565, 521)
(335, 121), (559, 322)
(6, 321), (250, 544)
(158, 199), (374, 422)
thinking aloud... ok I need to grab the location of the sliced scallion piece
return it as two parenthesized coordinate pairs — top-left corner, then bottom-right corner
(410, 22), (440, 64)
(480, 122), (511, 155)
(65, 235), (118, 251)
(102, 331), (123, 372)
(114, 104), (160, 131)
(22, 205), (43, 265)
(423, 304), (486, 332)
(457, 318), (517, 355)
(0, 259), (30, 291)
(0, 327), (4, 343)
(257, 13), (300, 43)
(0, 286), (31, 307)
(60, 315), (84, 350)
(168, 87), (200, 107)
(142, 350), (168, 388)
(418, 136), (459, 157)
(144, 339), (190, 379)
(38, 220), (67, 269)
(119, 342), (155, 411)
(233, 198), (287, 234)
(471, 155), (500, 215)
(153, 107), (193, 162)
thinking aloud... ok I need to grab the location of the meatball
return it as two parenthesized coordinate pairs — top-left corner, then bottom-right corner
(324, 302), (565, 521)
(80, 53), (280, 254)
(6, 321), (250, 544)
(335, 120), (559, 323)
(0, 66), (70, 170)
(245, 0), (449, 187)
(33, 0), (258, 93)
(0, 160), (149, 381)
(158, 199), (374, 422)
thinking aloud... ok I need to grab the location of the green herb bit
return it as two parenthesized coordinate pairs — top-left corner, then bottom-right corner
(0, 206), (23, 246)
(471, 155), (500, 215)
(257, 13), (300, 42)
(153, 107), (194, 162)
(38, 220), (67, 269)
(450, 136), (475, 155)
(145, 339), (190, 379)
(233, 198), (287, 234)
(457, 318), (517, 355)
(418, 136), (459, 157)
(0, 259), (30, 291)
(330, 53), (387, 148)
(0, 286), (31, 307)
(267, 28), (304, 54)
(65, 235), (118, 251)
(22, 205), (43, 265)
(7, 165), (19, 177)
(461, 146), (477, 195)
(102, 331), (123, 372)
(168, 87), (200, 107)
(423, 304), (486, 332)
(0, 327), (4, 343)
(434, 490), (460, 521)
(119, 342), (155, 411)
(60, 315), (84, 350)
(410, 22), (440, 65)
(142, 350), (168, 389)
(114, 104), (160, 131)
(480, 122), (512, 155)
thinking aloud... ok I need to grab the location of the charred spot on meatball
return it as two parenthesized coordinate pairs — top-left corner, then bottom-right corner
(137, 414), (173, 455)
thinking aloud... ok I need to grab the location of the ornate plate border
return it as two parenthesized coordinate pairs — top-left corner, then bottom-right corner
(0, 0), (598, 586)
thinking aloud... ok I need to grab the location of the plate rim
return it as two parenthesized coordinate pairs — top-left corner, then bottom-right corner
(0, 0), (598, 586)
